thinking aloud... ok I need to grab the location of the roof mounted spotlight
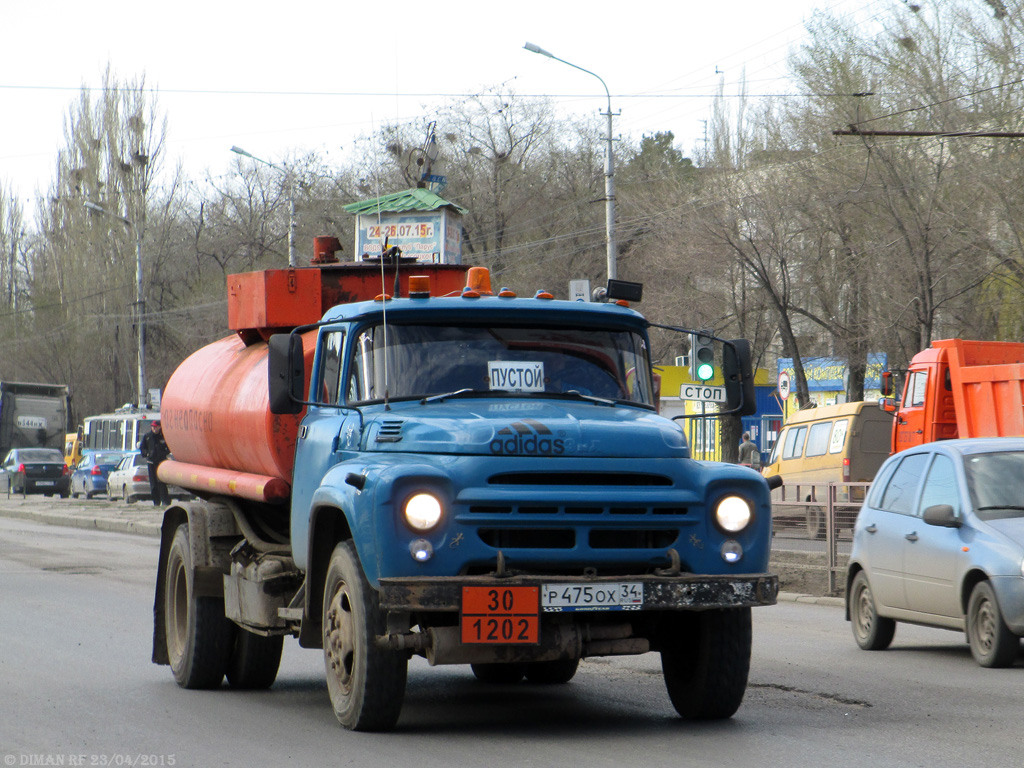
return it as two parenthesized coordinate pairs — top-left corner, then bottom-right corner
(605, 279), (643, 303)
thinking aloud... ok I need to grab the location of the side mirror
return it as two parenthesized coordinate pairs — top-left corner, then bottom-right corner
(878, 397), (896, 413)
(922, 504), (961, 528)
(880, 370), (893, 397)
(723, 339), (757, 417)
(268, 333), (305, 415)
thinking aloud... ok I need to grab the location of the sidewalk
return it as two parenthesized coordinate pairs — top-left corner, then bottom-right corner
(0, 494), (843, 606)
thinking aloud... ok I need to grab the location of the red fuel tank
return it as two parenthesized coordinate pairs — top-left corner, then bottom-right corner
(160, 331), (316, 483)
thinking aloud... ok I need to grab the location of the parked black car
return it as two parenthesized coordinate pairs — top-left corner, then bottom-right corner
(1, 448), (70, 497)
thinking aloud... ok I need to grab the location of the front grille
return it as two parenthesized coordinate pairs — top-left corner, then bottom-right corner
(466, 503), (688, 516)
(478, 528), (575, 549)
(488, 472), (672, 487)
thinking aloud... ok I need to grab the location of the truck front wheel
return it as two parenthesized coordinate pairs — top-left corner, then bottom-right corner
(164, 523), (234, 689)
(323, 541), (407, 731)
(660, 608), (751, 719)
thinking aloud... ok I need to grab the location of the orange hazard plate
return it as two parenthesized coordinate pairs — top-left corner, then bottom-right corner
(461, 586), (540, 644)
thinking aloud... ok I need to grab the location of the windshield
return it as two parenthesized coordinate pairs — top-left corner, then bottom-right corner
(344, 323), (653, 405)
(964, 451), (1024, 520)
(17, 449), (64, 463)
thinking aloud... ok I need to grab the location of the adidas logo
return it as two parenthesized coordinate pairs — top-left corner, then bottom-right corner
(489, 419), (566, 456)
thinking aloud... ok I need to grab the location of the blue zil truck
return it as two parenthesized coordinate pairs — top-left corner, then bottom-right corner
(151, 251), (778, 731)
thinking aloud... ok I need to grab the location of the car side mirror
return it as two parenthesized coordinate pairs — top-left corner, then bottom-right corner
(878, 397), (896, 413)
(923, 504), (961, 528)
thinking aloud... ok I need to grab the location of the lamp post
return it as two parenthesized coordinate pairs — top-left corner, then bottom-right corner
(230, 145), (298, 268)
(524, 42), (617, 281)
(84, 201), (146, 408)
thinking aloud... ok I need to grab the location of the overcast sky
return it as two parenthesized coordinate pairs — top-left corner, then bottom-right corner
(0, 0), (890, 206)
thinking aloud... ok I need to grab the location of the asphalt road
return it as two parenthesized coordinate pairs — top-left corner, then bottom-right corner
(2, 515), (1023, 767)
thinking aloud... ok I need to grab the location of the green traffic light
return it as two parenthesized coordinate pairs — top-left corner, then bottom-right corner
(696, 362), (715, 381)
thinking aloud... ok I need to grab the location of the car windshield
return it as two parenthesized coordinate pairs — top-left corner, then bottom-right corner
(344, 323), (653, 406)
(95, 453), (122, 465)
(964, 451), (1024, 520)
(18, 449), (63, 462)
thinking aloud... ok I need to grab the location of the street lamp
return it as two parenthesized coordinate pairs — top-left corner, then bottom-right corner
(84, 201), (147, 409)
(524, 42), (617, 281)
(230, 145), (298, 268)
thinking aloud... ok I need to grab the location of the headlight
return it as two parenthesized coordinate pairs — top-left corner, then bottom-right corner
(404, 492), (443, 531)
(715, 495), (753, 533)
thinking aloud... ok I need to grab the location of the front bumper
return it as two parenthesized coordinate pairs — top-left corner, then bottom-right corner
(379, 572), (778, 612)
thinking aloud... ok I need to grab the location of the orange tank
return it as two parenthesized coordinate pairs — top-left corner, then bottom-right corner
(160, 331), (316, 484)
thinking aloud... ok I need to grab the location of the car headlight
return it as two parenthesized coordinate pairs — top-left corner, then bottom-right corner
(403, 492), (443, 531)
(715, 495), (753, 533)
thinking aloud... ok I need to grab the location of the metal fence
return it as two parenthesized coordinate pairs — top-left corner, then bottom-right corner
(771, 481), (871, 593)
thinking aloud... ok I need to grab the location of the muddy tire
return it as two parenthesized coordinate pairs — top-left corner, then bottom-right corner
(967, 581), (1019, 668)
(850, 571), (895, 651)
(226, 629), (284, 689)
(164, 523), (233, 689)
(523, 657), (580, 684)
(323, 540), (407, 731)
(471, 663), (526, 684)
(661, 608), (751, 720)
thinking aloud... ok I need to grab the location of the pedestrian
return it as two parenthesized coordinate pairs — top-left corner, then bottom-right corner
(738, 432), (760, 468)
(139, 419), (171, 506)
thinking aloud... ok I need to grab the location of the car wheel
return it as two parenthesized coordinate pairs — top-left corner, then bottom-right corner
(126, 488), (137, 504)
(967, 581), (1019, 668)
(806, 504), (825, 540)
(850, 571), (896, 651)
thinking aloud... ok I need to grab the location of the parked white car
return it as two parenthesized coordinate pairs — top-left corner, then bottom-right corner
(107, 451), (191, 503)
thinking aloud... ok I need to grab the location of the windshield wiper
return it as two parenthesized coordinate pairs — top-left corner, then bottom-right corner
(556, 390), (618, 407)
(976, 505), (1024, 511)
(420, 388), (484, 404)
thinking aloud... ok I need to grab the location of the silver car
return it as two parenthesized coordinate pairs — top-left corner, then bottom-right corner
(847, 438), (1024, 667)
(107, 451), (191, 504)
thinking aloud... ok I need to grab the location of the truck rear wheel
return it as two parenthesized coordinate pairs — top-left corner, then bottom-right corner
(164, 523), (234, 689)
(523, 657), (580, 684)
(660, 608), (751, 719)
(227, 629), (284, 689)
(323, 541), (407, 731)
(471, 663), (525, 684)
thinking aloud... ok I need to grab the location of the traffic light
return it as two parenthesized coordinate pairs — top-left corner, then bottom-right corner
(690, 332), (715, 382)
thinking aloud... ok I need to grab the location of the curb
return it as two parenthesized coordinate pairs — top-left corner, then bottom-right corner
(778, 591), (844, 607)
(0, 505), (161, 538)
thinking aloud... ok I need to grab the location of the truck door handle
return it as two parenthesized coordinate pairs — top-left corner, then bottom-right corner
(905, 532), (918, 542)
(865, 524), (877, 534)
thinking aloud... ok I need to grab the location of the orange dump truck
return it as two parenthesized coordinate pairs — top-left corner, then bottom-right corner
(883, 338), (1024, 453)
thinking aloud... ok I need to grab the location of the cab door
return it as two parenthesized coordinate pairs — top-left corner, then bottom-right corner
(895, 371), (929, 450)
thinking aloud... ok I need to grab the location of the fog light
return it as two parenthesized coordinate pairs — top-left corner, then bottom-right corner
(409, 538), (434, 562)
(721, 540), (743, 564)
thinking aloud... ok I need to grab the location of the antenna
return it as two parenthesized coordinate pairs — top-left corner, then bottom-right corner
(370, 115), (391, 410)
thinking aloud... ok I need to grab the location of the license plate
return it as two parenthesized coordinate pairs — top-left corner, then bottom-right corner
(461, 586), (539, 644)
(35, 481), (55, 487)
(541, 582), (644, 612)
